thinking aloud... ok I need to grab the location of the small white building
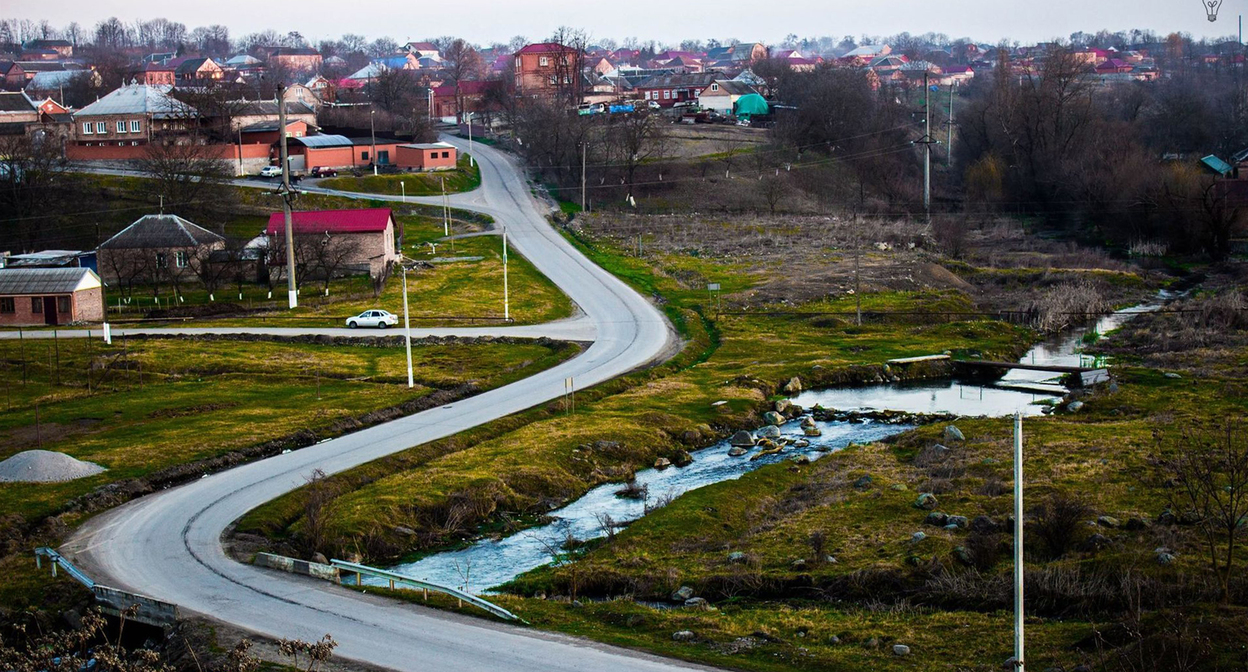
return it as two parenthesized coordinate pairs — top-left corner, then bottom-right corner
(697, 80), (757, 115)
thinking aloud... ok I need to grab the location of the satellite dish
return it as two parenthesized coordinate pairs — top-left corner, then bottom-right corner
(1204, 0), (1223, 21)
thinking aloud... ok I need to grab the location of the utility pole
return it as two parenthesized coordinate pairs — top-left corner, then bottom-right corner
(401, 261), (414, 388)
(922, 72), (933, 221)
(502, 226), (510, 321)
(946, 84), (954, 167)
(1013, 411), (1025, 671)
(854, 209), (862, 326)
(580, 141), (587, 212)
(441, 177), (449, 237)
(279, 87), (298, 309)
(370, 110), (378, 176)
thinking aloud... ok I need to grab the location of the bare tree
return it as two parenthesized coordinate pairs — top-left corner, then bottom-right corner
(137, 140), (235, 220)
(604, 111), (667, 201)
(310, 233), (363, 292)
(302, 469), (340, 556)
(1152, 421), (1248, 604)
(0, 132), (69, 251)
(442, 39), (484, 122)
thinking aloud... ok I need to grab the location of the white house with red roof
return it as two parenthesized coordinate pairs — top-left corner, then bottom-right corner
(265, 208), (398, 278)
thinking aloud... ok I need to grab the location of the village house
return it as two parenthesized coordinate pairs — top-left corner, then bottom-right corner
(282, 134), (404, 172)
(264, 208), (398, 278)
(0, 267), (104, 326)
(635, 72), (718, 107)
(96, 214), (227, 287)
(269, 47), (323, 73)
(229, 100), (317, 131)
(696, 80), (758, 115)
(171, 57), (224, 84)
(24, 39), (74, 58)
(514, 42), (581, 95)
(394, 142), (458, 171)
(431, 80), (491, 121)
(72, 83), (197, 146)
(142, 62), (176, 86)
(0, 61), (27, 89)
(0, 91), (39, 133)
(404, 42), (441, 61)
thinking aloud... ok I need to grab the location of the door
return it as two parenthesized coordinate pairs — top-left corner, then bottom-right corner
(377, 150), (389, 165)
(43, 296), (57, 325)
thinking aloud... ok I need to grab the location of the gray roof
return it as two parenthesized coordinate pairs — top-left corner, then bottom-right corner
(99, 214), (225, 249)
(292, 134), (352, 148)
(704, 80), (755, 96)
(235, 100), (315, 117)
(75, 84), (196, 119)
(0, 91), (36, 113)
(26, 70), (86, 90)
(0, 267), (100, 295)
(636, 72), (718, 89)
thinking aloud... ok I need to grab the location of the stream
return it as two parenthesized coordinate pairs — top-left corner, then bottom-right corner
(379, 292), (1171, 593)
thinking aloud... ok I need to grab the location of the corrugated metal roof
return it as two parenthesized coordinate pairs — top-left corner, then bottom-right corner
(75, 84), (197, 119)
(0, 91), (36, 113)
(265, 209), (393, 235)
(99, 214), (225, 249)
(292, 134), (353, 148)
(0, 267), (100, 295)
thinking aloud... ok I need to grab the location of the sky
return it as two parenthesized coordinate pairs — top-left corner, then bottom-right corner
(8, 0), (1241, 47)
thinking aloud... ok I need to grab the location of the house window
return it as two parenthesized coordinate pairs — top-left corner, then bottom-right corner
(539, 56), (549, 67)
(429, 152), (437, 159)
(116, 121), (126, 133)
(131, 120), (141, 132)
(131, 141), (138, 146)
(441, 151), (449, 158)
(711, 83), (719, 91)
(0, 297), (13, 314)
(95, 121), (105, 134)
(57, 296), (70, 313)
(156, 252), (167, 268)
(663, 90), (671, 99)
(360, 151), (369, 161)
(31, 297), (42, 313)
(82, 122), (92, 134)
(515, 57), (521, 69)
(175, 251), (189, 267)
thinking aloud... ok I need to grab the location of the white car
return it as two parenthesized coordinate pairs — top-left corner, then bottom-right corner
(259, 165), (283, 178)
(346, 309), (398, 329)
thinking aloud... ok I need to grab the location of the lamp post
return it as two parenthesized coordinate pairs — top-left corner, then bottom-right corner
(370, 109), (378, 176)
(401, 260), (414, 388)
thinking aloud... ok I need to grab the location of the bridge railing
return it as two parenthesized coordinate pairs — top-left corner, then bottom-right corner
(330, 559), (522, 622)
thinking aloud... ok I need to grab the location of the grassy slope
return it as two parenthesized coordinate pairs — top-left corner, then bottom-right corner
(316, 154), (481, 196)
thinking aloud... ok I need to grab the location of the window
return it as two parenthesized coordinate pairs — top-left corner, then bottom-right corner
(95, 122), (105, 134)
(515, 56), (521, 69)
(711, 83), (719, 91)
(663, 90), (671, 100)
(441, 151), (449, 158)
(57, 296), (70, 314)
(175, 251), (189, 268)
(156, 253), (167, 268)
(82, 122), (93, 134)
(130, 120), (141, 133)
(539, 56), (549, 67)
(131, 141), (138, 146)
(0, 298), (13, 314)
(429, 152), (437, 159)
(116, 121), (127, 133)
(31, 297), (42, 314)
(360, 151), (369, 161)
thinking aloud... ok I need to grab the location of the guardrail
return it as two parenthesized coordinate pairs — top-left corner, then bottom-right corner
(35, 547), (95, 588)
(330, 558), (522, 622)
(35, 547), (179, 627)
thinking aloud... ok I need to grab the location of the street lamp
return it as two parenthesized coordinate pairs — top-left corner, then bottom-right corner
(370, 109), (378, 176)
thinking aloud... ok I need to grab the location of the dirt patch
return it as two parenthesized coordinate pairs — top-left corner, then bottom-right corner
(2, 418), (103, 453)
(147, 402), (241, 419)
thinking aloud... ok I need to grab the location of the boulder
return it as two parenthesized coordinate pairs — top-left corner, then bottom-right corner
(925, 511), (949, 527)
(730, 430), (755, 447)
(1155, 547), (1177, 565)
(792, 454), (811, 465)
(728, 446), (749, 457)
(804, 427), (823, 437)
(914, 492), (939, 510)
(671, 586), (694, 602)
(684, 597), (709, 608)
(946, 515), (969, 529)
(1124, 517), (1149, 531)
(790, 558), (807, 569)
(893, 644), (911, 656)
(654, 457), (672, 470)
(1082, 533), (1111, 552)
(970, 515), (997, 534)
(853, 475), (873, 489)
(953, 546), (973, 566)
(944, 425), (965, 442)
(794, 439), (810, 448)
(1097, 515), (1120, 528)
(311, 552), (329, 565)
(393, 526), (416, 536)
(1164, 372), (1182, 379)
(1068, 400), (1085, 412)
(727, 551), (748, 564)
(672, 631), (696, 642)
(774, 399), (795, 415)
(672, 451), (693, 467)
(763, 411), (785, 426)
(911, 531), (927, 543)
(800, 416), (817, 429)
(783, 376), (803, 394)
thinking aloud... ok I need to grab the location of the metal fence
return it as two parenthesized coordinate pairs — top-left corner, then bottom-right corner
(330, 559), (522, 622)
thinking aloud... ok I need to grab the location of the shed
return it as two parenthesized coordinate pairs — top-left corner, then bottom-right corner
(734, 93), (769, 119)
(0, 267), (104, 326)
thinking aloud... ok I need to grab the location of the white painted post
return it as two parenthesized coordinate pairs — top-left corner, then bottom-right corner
(401, 181), (406, 203)
(502, 227), (509, 321)
(1014, 411), (1025, 671)
(103, 323), (111, 345)
(401, 263), (414, 389)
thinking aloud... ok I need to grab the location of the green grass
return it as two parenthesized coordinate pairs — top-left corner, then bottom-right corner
(317, 155), (481, 196)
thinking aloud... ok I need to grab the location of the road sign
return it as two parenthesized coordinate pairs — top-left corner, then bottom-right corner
(707, 283), (720, 291)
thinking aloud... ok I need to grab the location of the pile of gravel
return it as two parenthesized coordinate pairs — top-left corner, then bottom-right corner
(0, 450), (106, 483)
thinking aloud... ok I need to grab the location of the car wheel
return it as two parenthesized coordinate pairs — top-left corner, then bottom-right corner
(348, 321), (357, 329)
(378, 322), (388, 329)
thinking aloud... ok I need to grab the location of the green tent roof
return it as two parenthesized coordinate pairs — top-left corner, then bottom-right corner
(734, 93), (769, 117)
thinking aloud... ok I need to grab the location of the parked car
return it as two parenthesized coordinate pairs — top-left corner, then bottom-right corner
(258, 165), (282, 178)
(646, 100), (661, 110)
(310, 166), (338, 178)
(346, 309), (397, 329)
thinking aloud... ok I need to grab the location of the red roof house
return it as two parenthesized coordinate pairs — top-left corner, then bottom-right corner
(265, 208), (398, 277)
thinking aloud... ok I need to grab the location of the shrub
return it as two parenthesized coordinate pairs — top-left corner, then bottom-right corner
(1030, 492), (1092, 560)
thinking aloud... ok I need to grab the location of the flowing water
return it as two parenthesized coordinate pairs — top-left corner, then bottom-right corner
(382, 292), (1171, 592)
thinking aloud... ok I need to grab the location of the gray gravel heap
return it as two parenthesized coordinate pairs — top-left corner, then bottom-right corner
(0, 450), (106, 483)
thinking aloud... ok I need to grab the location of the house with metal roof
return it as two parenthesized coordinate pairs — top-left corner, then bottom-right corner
(0, 267), (104, 326)
(697, 80), (758, 115)
(96, 214), (226, 286)
(264, 208), (398, 277)
(72, 84), (198, 146)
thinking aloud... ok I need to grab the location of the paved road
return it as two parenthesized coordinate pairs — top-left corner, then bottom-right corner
(62, 137), (701, 671)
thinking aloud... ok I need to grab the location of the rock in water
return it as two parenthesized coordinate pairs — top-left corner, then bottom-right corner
(757, 425), (782, 439)
(783, 376), (803, 394)
(728, 446), (749, 457)
(730, 430), (756, 447)
(654, 457), (672, 470)
(800, 416), (817, 429)
(672, 451), (693, 467)
(0, 450), (106, 483)
(763, 411), (785, 426)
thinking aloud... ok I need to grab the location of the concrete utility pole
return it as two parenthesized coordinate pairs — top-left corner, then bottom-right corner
(502, 226), (510, 321)
(278, 86), (298, 309)
(401, 261), (414, 388)
(922, 72), (932, 221)
(946, 84), (955, 167)
(1013, 411), (1025, 671)
(370, 109), (378, 176)
(580, 141), (587, 211)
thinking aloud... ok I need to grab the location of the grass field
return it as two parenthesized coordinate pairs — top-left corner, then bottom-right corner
(317, 154), (480, 196)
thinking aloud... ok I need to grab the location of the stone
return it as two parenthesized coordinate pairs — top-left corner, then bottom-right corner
(654, 457), (672, 470)
(728, 446), (749, 457)
(1164, 372), (1182, 379)
(1124, 517), (1149, 531)
(1156, 509), (1177, 525)
(1068, 400), (1085, 412)
(800, 416), (817, 429)
(893, 644), (911, 656)
(730, 430), (755, 447)
(1155, 547), (1176, 565)
(911, 531), (927, 543)
(803, 427), (823, 437)
(953, 546), (973, 566)
(1097, 515), (1120, 528)
(890, 483), (908, 491)
(728, 551), (748, 564)
(828, 635), (841, 645)
(1108, 382), (1120, 393)
(758, 425), (782, 439)
(393, 526), (416, 536)
(1082, 533), (1111, 552)
(672, 450), (693, 467)
(774, 399), (794, 415)
(311, 552), (329, 565)
(914, 492), (939, 510)
(711, 400), (728, 407)
(763, 411), (786, 426)
(572, 600), (583, 608)
(853, 475), (873, 489)
(944, 425), (965, 442)
(970, 515), (997, 534)
(783, 376), (803, 394)
(671, 586), (694, 602)
(672, 630), (696, 642)
(825, 555), (838, 564)
(534, 591), (547, 600)
(863, 637), (879, 649)
(947, 515), (968, 529)
(792, 455), (811, 465)
(925, 511), (949, 527)
(791, 558), (808, 569)
(684, 597), (708, 608)
(794, 439), (810, 448)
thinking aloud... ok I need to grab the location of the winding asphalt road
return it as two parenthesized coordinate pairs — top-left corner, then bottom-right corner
(60, 138), (705, 671)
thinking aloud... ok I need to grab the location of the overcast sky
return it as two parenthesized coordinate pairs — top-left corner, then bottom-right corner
(10, 0), (1241, 47)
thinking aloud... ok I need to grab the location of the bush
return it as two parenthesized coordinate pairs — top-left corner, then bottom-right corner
(1030, 492), (1092, 560)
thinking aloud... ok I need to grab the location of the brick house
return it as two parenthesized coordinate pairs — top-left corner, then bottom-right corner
(143, 62), (176, 86)
(265, 208), (398, 278)
(395, 142), (458, 171)
(431, 80), (491, 121)
(0, 91), (38, 132)
(73, 84), (197, 146)
(0, 267), (104, 326)
(0, 61), (26, 89)
(269, 47), (323, 73)
(283, 134), (403, 171)
(24, 39), (74, 58)
(230, 100), (316, 131)
(514, 42), (581, 95)
(96, 214), (226, 288)
(172, 57), (224, 83)
(635, 72), (718, 107)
